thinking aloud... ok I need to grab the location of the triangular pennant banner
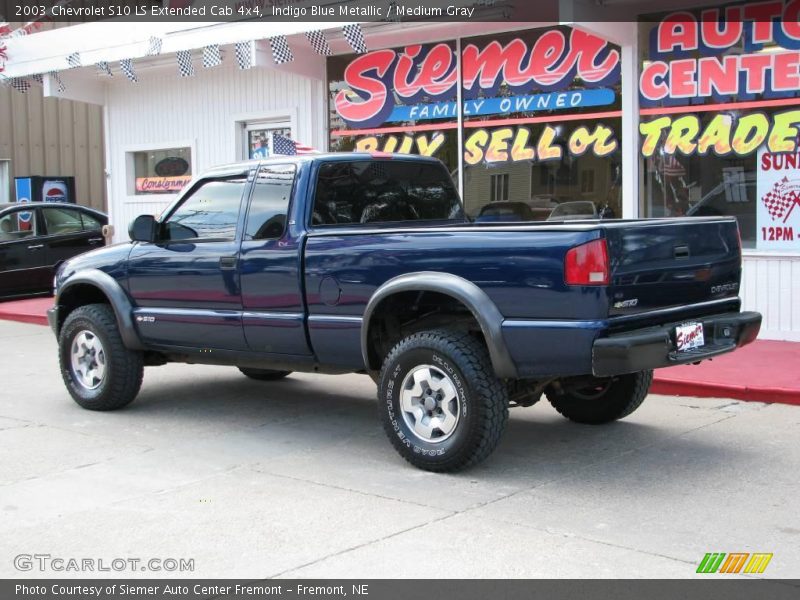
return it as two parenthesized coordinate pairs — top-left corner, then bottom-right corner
(49, 71), (65, 92)
(96, 61), (113, 77)
(120, 58), (137, 82)
(176, 49), (194, 77)
(269, 36), (294, 64)
(342, 24), (367, 54)
(235, 41), (254, 70)
(147, 36), (162, 56)
(10, 78), (31, 93)
(66, 52), (81, 68)
(202, 44), (222, 68)
(306, 30), (331, 56)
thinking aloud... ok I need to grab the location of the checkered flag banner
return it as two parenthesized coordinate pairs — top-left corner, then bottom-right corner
(269, 36), (293, 65)
(272, 132), (318, 155)
(147, 36), (163, 56)
(31, 73), (43, 84)
(202, 44), (222, 68)
(235, 40), (254, 70)
(762, 177), (800, 222)
(306, 30), (331, 56)
(49, 71), (65, 92)
(66, 52), (81, 68)
(176, 50), (194, 77)
(119, 58), (137, 82)
(9, 77), (31, 93)
(342, 24), (367, 54)
(96, 61), (113, 77)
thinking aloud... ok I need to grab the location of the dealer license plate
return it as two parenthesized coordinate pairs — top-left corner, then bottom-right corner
(675, 322), (705, 352)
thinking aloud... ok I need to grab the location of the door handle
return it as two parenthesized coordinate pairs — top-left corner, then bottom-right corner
(27, 244), (44, 250)
(88, 237), (104, 245)
(219, 256), (237, 270)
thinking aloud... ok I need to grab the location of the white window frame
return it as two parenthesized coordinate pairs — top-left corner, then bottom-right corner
(122, 139), (197, 205)
(232, 110), (296, 162)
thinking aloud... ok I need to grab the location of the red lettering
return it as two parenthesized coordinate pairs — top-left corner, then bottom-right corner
(669, 59), (697, 97)
(697, 56), (739, 96)
(335, 49), (395, 125)
(640, 61), (669, 101)
(700, 7), (743, 49)
(657, 13), (699, 53)
(743, 0), (784, 44)
(773, 52), (800, 91)
(739, 53), (772, 94)
(413, 43), (457, 97)
(784, 0), (800, 40)
(526, 30), (568, 86)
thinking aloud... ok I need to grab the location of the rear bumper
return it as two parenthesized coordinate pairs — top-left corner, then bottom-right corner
(592, 311), (762, 377)
(47, 306), (59, 335)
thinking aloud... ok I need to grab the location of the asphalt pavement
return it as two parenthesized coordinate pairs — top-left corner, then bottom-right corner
(1, 319), (798, 579)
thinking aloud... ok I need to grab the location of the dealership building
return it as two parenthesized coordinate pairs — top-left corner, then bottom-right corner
(3, 0), (800, 341)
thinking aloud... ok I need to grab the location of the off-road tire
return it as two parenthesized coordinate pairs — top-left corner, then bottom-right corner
(58, 303), (144, 411)
(378, 329), (508, 472)
(238, 368), (292, 381)
(546, 370), (653, 424)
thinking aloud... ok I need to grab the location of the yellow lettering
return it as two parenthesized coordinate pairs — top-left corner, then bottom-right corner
(664, 115), (700, 155)
(538, 126), (563, 161)
(639, 117), (671, 158)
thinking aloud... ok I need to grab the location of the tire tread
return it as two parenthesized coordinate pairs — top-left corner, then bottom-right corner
(379, 329), (508, 472)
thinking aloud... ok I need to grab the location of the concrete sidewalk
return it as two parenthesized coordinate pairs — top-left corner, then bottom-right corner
(2, 296), (798, 404)
(1, 319), (798, 578)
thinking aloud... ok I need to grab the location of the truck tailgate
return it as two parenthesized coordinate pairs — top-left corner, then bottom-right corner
(603, 217), (741, 318)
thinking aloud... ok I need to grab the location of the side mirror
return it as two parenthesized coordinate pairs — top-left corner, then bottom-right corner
(129, 214), (157, 242)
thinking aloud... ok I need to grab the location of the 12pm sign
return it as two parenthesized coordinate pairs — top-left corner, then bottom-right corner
(757, 146), (800, 250)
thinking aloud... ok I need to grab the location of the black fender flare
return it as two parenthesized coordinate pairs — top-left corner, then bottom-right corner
(57, 269), (145, 351)
(361, 272), (517, 379)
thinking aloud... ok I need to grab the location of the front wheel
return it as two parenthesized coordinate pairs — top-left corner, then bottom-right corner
(58, 303), (144, 411)
(546, 370), (653, 424)
(378, 330), (508, 472)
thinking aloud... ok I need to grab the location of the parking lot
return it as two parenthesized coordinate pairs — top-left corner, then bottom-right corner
(1, 318), (799, 579)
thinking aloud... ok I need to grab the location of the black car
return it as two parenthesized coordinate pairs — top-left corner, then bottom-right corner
(0, 202), (107, 299)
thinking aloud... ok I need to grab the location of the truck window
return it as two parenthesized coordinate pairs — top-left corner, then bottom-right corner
(244, 165), (295, 240)
(163, 177), (246, 241)
(311, 160), (464, 226)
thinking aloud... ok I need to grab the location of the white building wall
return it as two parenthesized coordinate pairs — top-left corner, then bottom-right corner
(104, 63), (325, 239)
(741, 255), (800, 342)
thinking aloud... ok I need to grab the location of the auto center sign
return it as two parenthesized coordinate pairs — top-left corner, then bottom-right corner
(330, 27), (622, 164)
(640, 0), (800, 159)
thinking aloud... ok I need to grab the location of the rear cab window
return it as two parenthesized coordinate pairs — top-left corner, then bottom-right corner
(311, 159), (464, 227)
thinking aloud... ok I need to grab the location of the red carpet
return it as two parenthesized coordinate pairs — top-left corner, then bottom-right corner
(0, 297), (797, 404)
(651, 339), (800, 405)
(0, 296), (52, 326)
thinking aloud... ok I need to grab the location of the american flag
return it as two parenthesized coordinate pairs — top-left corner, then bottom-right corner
(762, 177), (800, 222)
(272, 132), (317, 155)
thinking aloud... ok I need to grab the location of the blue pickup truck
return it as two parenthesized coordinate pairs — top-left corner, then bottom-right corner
(49, 154), (761, 471)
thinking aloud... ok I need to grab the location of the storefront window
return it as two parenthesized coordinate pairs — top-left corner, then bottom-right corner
(326, 27), (623, 222)
(460, 28), (622, 219)
(639, 2), (800, 251)
(326, 41), (460, 175)
(130, 147), (192, 195)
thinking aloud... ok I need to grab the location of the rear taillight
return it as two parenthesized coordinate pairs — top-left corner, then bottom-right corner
(565, 238), (609, 286)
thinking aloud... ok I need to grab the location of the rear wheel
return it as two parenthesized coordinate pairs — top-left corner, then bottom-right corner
(58, 304), (143, 411)
(378, 329), (508, 472)
(546, 370), (653, 424)
(238, 368), (292, 381)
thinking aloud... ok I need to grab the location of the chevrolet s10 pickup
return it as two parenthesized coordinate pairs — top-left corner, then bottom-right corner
(48, 154), (761, 471)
